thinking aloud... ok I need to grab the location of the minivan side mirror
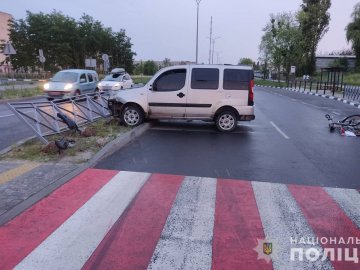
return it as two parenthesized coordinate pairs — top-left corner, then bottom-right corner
(150, 83), (157, 91)
(80, 78), (86, 83)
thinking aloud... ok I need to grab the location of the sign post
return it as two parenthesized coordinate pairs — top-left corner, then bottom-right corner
(38, 49), (46, 78)
(102, 54), (110, 73)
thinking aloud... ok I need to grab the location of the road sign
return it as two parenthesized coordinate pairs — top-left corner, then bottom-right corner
(102, 54), (109, 61)
(290, 66), (296, 74)
(3, 42), (16, 55)
(39, 56), (46, 63)
(85, 59), (96, 68)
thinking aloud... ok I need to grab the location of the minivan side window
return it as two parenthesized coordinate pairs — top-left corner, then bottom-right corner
(191, 68), (219, 90)
(223, 69), (253, 90)
(87, 74), (93, 82)
(80, 73), (87, 83)
(153, 69), (186, 92)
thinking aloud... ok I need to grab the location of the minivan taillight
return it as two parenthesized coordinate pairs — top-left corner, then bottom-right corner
(248, 79), (254, 106)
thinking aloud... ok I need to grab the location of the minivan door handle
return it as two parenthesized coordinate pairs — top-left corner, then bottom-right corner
(177, 92), (185, 98)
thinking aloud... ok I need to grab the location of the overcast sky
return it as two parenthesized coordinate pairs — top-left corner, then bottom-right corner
(1, 0), (358, 64)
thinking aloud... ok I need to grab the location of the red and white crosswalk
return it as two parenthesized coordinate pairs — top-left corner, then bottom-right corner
(0, 169), (359, 270)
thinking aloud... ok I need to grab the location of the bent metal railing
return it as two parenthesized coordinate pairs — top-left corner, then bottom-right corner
(7, 91), (111, 144)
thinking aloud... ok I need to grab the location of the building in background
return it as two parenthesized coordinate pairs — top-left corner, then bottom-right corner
(0, 11), (12, 73)
(316, 55), (356, 72)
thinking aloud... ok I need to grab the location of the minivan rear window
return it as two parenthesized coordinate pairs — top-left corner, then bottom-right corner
(223, 69), (253, 90)
(191, 68), (219, 90)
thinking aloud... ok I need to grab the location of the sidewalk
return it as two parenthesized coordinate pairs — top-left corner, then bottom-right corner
(257, 84), (360, 108)
(0, 161), (78, 217)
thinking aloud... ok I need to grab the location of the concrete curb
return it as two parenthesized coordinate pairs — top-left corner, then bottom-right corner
(256, 84), (360, 109)
(0, 122), (152, 226)
(0, 136), (36, 156)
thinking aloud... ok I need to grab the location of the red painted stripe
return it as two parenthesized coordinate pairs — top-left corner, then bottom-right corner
(0, 168), (118, 270)
(82, 173), (183, 270)
(288, 185), (360, 270)
(212, 180), (273, 270)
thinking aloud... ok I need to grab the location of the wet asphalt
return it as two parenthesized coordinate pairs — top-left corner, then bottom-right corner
(96, 86), (360, 189)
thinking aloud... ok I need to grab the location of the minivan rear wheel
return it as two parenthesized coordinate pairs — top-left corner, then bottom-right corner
(121, 105), (144, 127)
(216, 111), (237, 132)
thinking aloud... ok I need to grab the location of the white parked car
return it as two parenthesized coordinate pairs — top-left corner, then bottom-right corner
(108, 64), (255, 132)
(98, 72), (133, 91)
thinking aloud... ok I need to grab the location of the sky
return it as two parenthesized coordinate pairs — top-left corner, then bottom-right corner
(1, 0), (358, 64)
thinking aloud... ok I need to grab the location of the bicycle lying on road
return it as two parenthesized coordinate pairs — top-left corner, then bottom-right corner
(325, 114), (360, 136)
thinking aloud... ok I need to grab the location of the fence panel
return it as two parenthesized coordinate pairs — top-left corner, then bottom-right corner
(344, 85), (360, 102)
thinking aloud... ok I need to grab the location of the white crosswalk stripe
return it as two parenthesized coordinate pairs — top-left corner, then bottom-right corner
(148, 176), (217, 270)
(252, 182), (334, 270)
(325, 187), (360, 228)
(14, 171), (150, 270)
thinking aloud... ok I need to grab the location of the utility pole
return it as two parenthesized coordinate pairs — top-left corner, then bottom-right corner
(208, 16), (212, 64)
(195, 0), (202, 64)
(211, 37), (220, 64)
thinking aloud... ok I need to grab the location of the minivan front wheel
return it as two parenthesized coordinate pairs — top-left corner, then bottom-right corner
(216, 111), (237, 132)
(121, 105), (144, 127)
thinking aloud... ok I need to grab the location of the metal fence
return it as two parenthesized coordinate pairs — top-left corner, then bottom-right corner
(287, 80), (345, 96)
(344, 85), (360, 102)
(7, 91), (111, 144)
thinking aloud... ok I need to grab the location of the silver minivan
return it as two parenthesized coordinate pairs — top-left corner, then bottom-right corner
(108, 64), (255, 132)
(44, 69), (99, 100)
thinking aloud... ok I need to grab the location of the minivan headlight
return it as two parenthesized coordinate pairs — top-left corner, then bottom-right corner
(64, 83), (73, 90)
(114, 83), (120, 87)
(44, 83), (50, 90)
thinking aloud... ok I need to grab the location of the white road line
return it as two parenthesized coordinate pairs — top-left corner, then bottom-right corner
(331, 111), (341, 116)
(0, 113), (15, 118)
(15, 171), (150, 270)
(148, 176), (216, 270)
(252, 182), (334, 270)
(270, 121), (290, 139)
(325, 187), (360, 228)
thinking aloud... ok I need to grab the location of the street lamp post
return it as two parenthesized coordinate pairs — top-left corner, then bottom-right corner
(195, 0), (202, 64)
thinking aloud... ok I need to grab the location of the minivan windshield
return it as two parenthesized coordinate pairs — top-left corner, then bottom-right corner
(103, 74), (123, 82)
(52, 72), (78, 83)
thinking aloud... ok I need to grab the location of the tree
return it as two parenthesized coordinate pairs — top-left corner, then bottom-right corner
(238, 58), (253, 66)
(346, 3), (360, 69)
(8, 11), (136, 73)
(259, 13), (302, 82)
(143, 60), (158, 75)
(298, 0), (331, 75)
(161, 58), (171, 68)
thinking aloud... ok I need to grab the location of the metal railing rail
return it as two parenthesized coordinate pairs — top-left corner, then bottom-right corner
(7, 91), (111, 144)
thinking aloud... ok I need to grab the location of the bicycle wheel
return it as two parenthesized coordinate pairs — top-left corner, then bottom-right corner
(340, 115), (360, 127)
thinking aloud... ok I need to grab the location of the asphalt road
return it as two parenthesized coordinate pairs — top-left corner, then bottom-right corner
(0, 96), (45, 151)
(96, 86), (360, 189)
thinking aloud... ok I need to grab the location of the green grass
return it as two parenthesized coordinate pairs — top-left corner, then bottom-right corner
(132, 75), (151, 84)
(255, 79), (287, 88)
(0, 87), (43, 100)
(1, 118), (130, 163)
(343, 73), (360, 86)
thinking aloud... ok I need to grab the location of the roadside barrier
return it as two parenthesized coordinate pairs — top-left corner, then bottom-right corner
(7, 91), (111, 144)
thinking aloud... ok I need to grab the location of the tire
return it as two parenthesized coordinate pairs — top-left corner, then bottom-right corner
(215, 110), (237, 132)
(121, 105), (144, 127)
(47, 97), (54, 101)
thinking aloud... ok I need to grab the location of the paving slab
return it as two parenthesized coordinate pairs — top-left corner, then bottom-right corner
(0, 162), (78, 215)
